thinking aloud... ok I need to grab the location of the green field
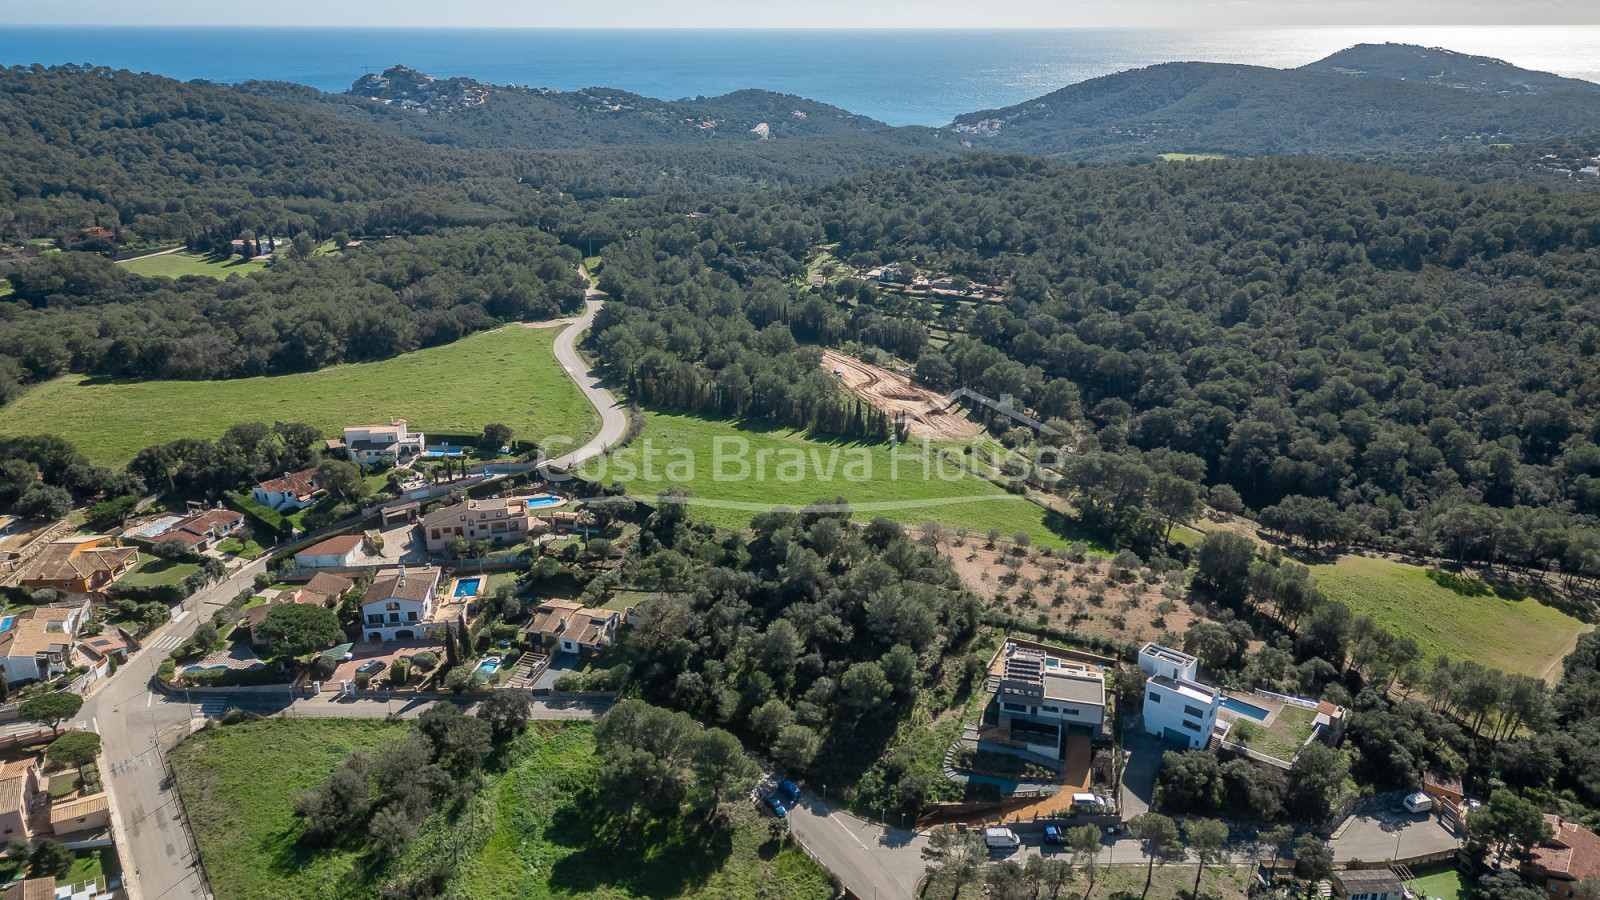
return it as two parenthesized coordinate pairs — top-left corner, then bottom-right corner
(579, 409), (1082, 545)
(1408, 867), (1469, 900)
(172, 718), (832, 900)
(172, 719), (409, 900)
(120, 557), (199, 588)
(0, 327), (598, 465)
(1311, 556), (1590, 679)
(119, 250), (270, 279)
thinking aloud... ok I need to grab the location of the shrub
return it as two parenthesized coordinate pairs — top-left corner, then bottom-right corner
(410, 650), (439, 672)
(445, 667), (472, 693)
(354, 672), (372, 690)
(389, 657), (411, 687)
(157, 658), (176, 681)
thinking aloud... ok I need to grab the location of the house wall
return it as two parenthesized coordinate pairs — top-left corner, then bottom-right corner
(52, 804), (109, 834)
(295, 549), (362, 569)
(0, 807), (27, 841)
(359, 594), (444, 641)
(1143, 683), (1218, 749)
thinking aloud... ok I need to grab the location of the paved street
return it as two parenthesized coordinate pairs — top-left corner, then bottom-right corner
(783, 791), (929, 900)
(546, 281), (627, 471)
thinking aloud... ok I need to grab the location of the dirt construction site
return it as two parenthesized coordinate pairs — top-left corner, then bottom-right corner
(822, 349), (983, 440)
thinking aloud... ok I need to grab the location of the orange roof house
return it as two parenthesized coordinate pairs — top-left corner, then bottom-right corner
(520, 600), (619, 657)
(1527, 816), (1600, 897)
(20, 536), (138, 594)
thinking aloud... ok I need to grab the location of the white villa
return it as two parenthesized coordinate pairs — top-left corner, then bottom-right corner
(358, 566), (464, 642)
(1138, 642), (1222, 749)
(338, 418), (425, 465)
(987, 640), (1107, 757)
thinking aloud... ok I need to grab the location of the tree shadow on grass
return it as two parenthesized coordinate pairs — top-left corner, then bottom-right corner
(546, 803), (734, 899)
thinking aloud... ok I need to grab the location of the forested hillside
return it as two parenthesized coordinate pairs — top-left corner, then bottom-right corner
(1303, 43), (1600, 95)
(576, 153), (1600, 569)
(950, 45), (1600, 159)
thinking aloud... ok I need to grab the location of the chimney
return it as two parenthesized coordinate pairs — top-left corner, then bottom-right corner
(397, 565), (406, 588)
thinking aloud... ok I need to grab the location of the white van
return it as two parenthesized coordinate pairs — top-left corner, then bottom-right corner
(984, 827), (1022, 850)
(1403, 792), (1434, 813)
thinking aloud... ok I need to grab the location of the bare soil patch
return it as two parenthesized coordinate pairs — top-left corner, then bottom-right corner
(940, 540), (1200, 648)
(821, 349), (981, 440)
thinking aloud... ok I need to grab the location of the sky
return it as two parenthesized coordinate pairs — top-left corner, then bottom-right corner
(3, 0), (1597, 27)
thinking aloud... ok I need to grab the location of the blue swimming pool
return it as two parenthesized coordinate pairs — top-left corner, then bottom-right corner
(1222, 697), (1270, 721)
(526, 496), (561, 508)
(454, 577), (482, 598)
(422, 449), (466, 458)
(474, 657), (501, 676)
(0, 616), (14, 633)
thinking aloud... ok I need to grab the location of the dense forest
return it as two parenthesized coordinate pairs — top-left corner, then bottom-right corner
(0, 225), (585, 398)
(572, 152), (1600, 571)
(953, 49), (1600, 159)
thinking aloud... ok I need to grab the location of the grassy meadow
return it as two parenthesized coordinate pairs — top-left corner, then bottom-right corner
(580, 409), (1083, 546)
(1311, 555), (1590, 679)
(0, 327), (597, 465)
(119, 250), (271, 279)
(172, 718), (832, 900)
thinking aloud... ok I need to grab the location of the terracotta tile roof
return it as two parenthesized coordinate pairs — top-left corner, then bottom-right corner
(48, 791), (107, 828)
(362, 566), (441, 607)
(4, 615), (72, 658)
(304, 573), (355, 597)
(237, 599), (282, 629)
(299, 535), (363, 557)
(420, 497), (528, 529)
(82, 635), (127, 660)
(522, 600), (616, 647)
(2, 877), (55, 900)
(24, 539), (138, 583)
(256, 468), (321, 497)
(0, 759), (34, 815)
(1535, 815), (1600, 882)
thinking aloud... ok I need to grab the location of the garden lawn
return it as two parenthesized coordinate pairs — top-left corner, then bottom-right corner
(580, 409), (1079, 546)
(170, 718), (410, 900)
(0, 326), (598, 465)
(119, 250), (270, 279)
(63, 847), (120, 888)
(119, 557), (199, 588)
(1231, 704), (1319, 763)
(1407, 867), (1469, 900)
(1310, 556), (1590, 679)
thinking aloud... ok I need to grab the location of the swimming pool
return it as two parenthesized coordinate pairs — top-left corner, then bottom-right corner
(422, 449), (466, 458)
(1222, 697), (1270, 721)
(474, 657), (501, 676)
(0, 616), (14, 633)
(454, 577), (482, 598)
(526, 495), (561, 508)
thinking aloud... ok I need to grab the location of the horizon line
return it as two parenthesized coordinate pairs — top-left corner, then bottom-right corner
(5, 23), (1600, 30)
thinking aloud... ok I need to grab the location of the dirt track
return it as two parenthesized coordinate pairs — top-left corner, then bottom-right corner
(822, 349), (981, 440)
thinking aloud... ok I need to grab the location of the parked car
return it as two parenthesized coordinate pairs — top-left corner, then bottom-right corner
(765, 795), (788, 818)
(1403, 792), (1434, 813)
(1044, 825), (1063, 845)
(356, 659), (386, 676)
(984, 827), (1021, 851)
(778, 780), (801, 803)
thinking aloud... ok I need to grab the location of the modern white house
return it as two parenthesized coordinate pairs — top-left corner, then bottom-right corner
(1138, 642), (1222, 749)
(341, 419), (425, 465)
(987, 640), (1107, 756)
(252, 469), (323, 511)
(0, 601), (91, 686)
(358, 566), (450, 642)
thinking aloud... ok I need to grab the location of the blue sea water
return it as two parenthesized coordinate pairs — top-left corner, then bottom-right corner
(3, 26), (1599, 126)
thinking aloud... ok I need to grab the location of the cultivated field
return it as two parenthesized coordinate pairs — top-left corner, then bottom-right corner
(119, 250), (270, 279)
(0, 327), (598, 465)
(1311, 555), (1590, 680)
(172, 718), (831, 900)
(580, 409), (1076, 545)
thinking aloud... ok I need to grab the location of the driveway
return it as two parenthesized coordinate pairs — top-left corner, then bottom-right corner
(327, 638), (441, 686)
(532, 651), (577, 690)
(1332, 805), (1459, 862)
(1119, 727), (1164, 821)
(545, 277), (627, 471)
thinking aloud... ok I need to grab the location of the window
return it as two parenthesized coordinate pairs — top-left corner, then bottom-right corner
(1042, 705), (1058, 713)
(1184, 705), (1204, 718)
(389, 613), (400, 623)
(407, 612), (418, 622)
(367, 615), (382, 624)
(386, 602), (400, 611)
(1148, 692), (1161, 704)
(1003, 703), (1028, 713)
(1182, 720), (1201, 732)
(1061, 706), (1079, 716)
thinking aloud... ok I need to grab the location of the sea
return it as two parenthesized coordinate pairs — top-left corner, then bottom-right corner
(3, 26), (1600, 127)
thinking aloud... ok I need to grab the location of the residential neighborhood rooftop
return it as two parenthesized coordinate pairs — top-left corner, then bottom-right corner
(1533, 815), (1600, 883)
(1148, 673), (1221, 705)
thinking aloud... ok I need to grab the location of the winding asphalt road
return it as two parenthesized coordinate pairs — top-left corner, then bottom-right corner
(545, 274), (627, 471)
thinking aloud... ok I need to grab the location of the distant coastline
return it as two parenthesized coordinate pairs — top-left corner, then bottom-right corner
(3, 25), (1599, 125)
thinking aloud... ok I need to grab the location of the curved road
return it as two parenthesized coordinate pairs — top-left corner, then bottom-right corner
(546, 274), (627, 471)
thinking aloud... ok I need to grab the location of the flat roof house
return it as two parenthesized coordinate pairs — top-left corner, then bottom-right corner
(343, 418), (425, 465)
(359, 566), (451, 642)
(20, 536), (138, 595)
(294, 534), (367, 569)
(1526, 815), (1600, 898)
(1332, 870), (1405, 900)
(253, 468), (324, 511)
(986, 639), (1108, 757)
(1138, 642), (1222, 750)
(522, 600), (620, 657)
(420, 497), (533, 553)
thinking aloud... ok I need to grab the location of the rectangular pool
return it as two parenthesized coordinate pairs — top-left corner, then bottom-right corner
(453, 577), (482, 598)
(1222, 697), (1270, 721)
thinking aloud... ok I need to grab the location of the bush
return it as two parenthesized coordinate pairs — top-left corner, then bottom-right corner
(445, 667), (472, 693)
(354, 672), (372, 690)
(157, 658), (176, 681)
(389, 657), (411, 687)
(410, 650), (438, 672)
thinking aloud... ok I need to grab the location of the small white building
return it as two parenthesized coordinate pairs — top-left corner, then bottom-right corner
(293, 535), (366, 569)
(0, 600), (91, 686)
(358, 566), (449, 642)
(1138, 642), (1222, 749)
(252, 469), (323, 511)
